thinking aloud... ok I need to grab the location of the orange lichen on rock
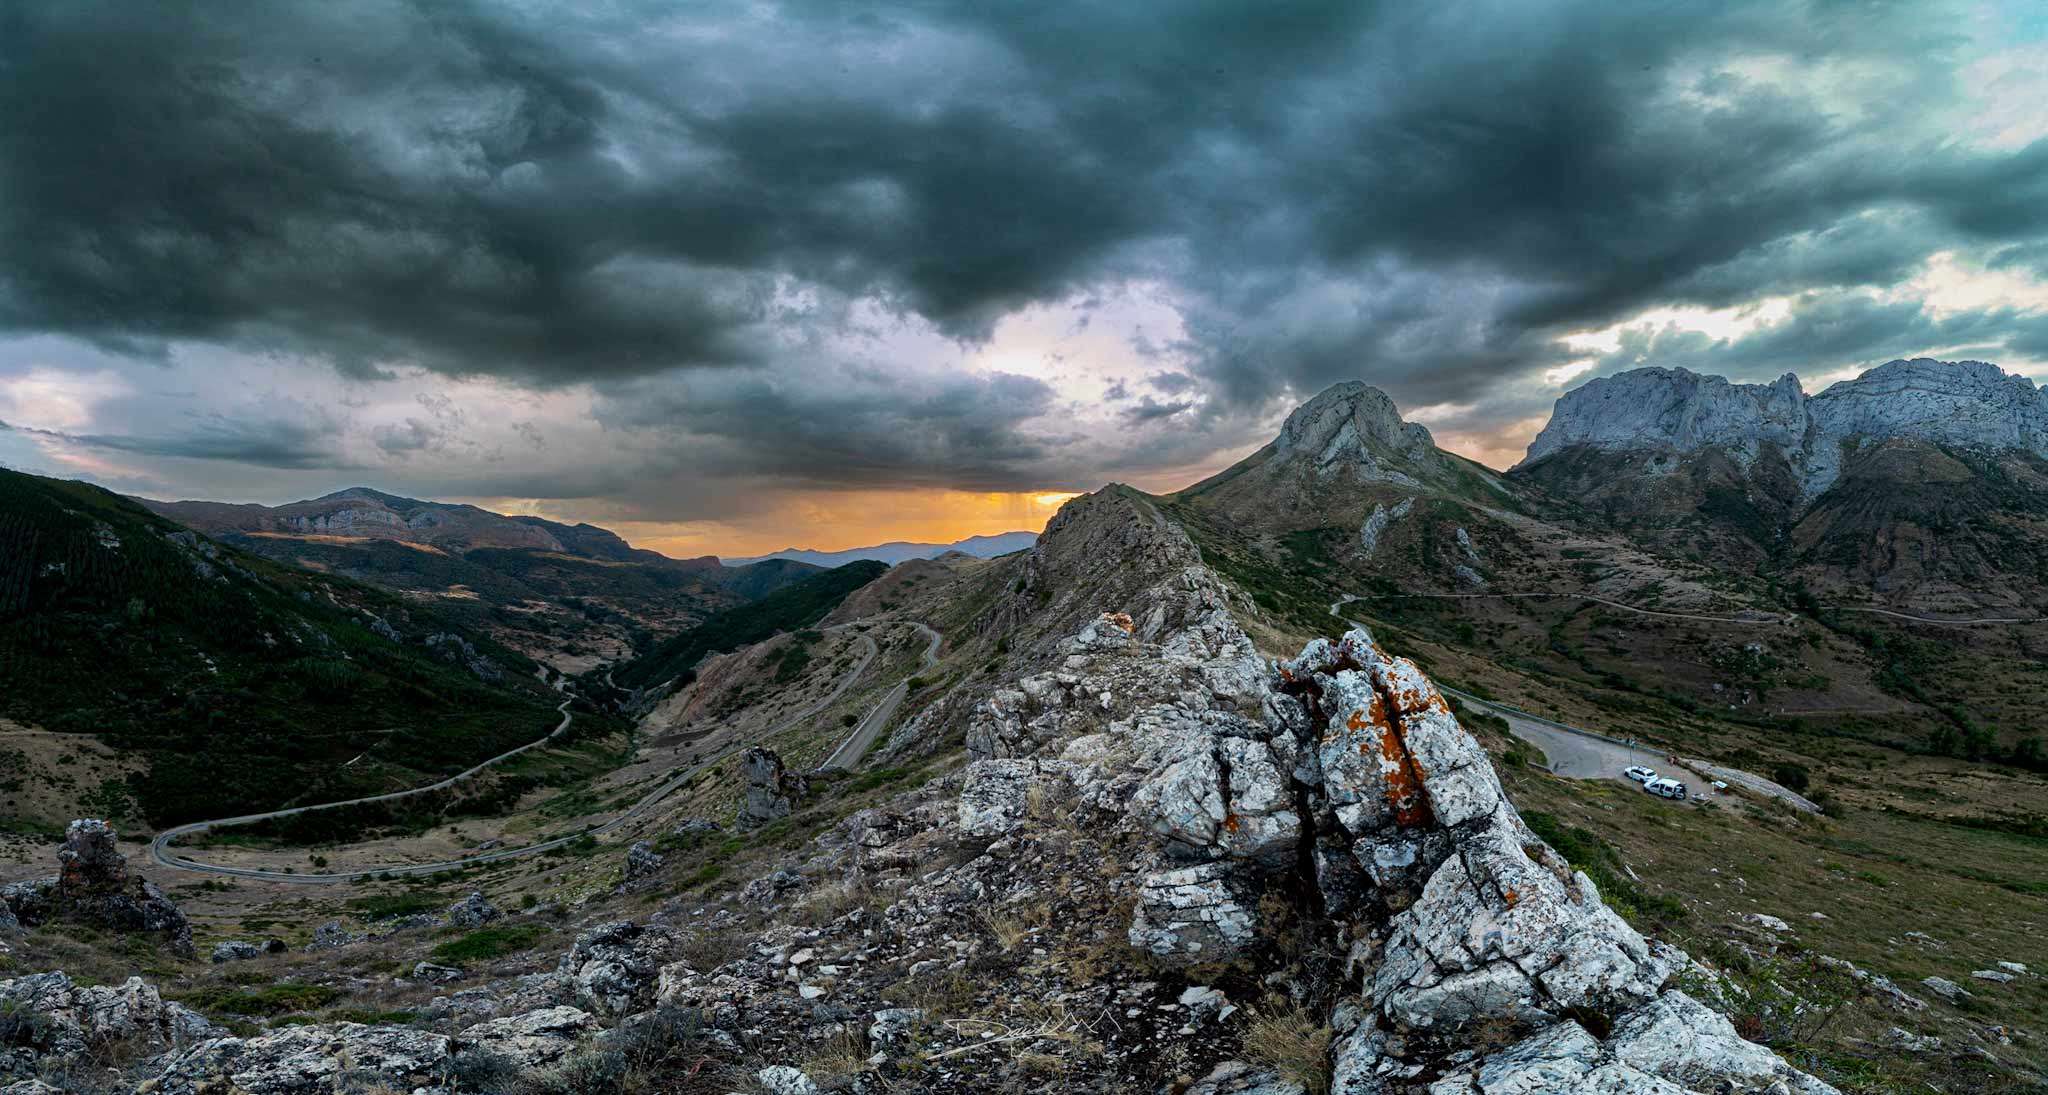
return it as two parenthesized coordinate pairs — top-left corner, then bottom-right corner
(1375, 717), (1434, 829)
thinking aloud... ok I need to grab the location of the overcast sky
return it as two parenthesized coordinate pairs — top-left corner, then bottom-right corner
(3, 1), (2047, 555)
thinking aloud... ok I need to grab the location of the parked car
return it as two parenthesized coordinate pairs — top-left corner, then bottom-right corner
(1642, 776), (1688, 800)
(1709, 780), (1729, 791)
(1622, 766), (1657, 783)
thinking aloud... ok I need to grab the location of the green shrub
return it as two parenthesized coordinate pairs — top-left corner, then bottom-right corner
(175, 983), (342, 1017)
(1522, 811), (1687, 926)
(431, 923), (548, 964)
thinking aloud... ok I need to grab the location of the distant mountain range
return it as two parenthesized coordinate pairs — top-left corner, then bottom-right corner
(138, 487), (820, 670)
(723, 530), (1038, 567)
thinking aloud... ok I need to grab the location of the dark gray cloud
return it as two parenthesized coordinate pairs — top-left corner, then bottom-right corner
(1, 0), (2045, 499)
(596, 368), (1062, 491)
(3, 410), (350, 470)
(1582, 295), (2037, 384)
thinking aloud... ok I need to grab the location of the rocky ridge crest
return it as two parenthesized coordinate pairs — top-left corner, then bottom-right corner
(0, 490), (1843, 1092)
(1519, 358), (2048, 497)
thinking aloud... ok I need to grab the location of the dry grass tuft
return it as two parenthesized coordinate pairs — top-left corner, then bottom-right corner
(978, 908), (1033, 951)
(1241, 1004), (1333, 1095)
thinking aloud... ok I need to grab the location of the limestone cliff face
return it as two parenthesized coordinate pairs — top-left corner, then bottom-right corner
(1807, 358), (2048, 457)
(1518, 367), (1809, 470)
(1272, 381), (1446, 485)
(1519, 358), (2048, 499)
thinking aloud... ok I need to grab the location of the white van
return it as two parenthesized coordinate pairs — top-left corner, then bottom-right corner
(1642, 777), (1687, 800)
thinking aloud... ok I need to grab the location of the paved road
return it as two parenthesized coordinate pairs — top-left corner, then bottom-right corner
(1327, 598), (1820, 812)
(1838, 606), (2046, 626)
(820, 623), (940, 771)
(1451, 695), (1644, 780)
(152, 619), (907, 883)
(1356, 590), (1791, 625)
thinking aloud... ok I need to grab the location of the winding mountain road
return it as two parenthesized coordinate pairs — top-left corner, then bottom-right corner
(1357, 590), (1792, 626)
(1837, 606), (2046, 626)
(151, 619), (928, 883)
(820, 623), (940, 771)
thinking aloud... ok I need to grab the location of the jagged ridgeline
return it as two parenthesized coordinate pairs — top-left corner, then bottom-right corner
(609, 560), (889, 693)
(0, 468), (575, 827)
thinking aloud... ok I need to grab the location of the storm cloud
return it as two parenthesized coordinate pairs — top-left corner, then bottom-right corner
(1, 0), (2046, 532)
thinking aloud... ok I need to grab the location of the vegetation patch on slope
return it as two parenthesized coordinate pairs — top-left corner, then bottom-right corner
(0, 469), (569, 828)
(611, 561), (888, 692)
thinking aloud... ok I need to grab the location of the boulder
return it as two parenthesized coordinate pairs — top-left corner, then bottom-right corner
(756, 1065), (820, 1095)
(625, 840), (665, 881)
(306, 919), (356, 950)
(0, 972), (218, 1065)
(556, 920), (678, 1016)
(413, 961), (465, 983)
(446, 891), (500, 928)
(147, 1022), (452, 1095)
(738, 747), (807, 830)
(454, 1005), (597, 1069)
(209, 940), (265, 964)
(1923, 976), (1972, 1002)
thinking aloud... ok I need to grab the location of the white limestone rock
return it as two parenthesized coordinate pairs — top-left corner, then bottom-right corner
(1128, 861), (1258, 959)
(1272, 381), (1444, 485)
(1520, 367), (1808, 469)
(1520, 358), (2048, 498)
(148, 1023), (452, 1095)
(958, 759), (1073, 839)
(0, 972), (218, 1064)
(556, 920), (679, 1016)
(455, 1005), (597, 1069)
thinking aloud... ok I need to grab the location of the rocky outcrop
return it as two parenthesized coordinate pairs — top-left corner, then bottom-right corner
(0, 972), (219, 1078)
(556, 920), (679, 1016)
(1808, 358), (2048, 457)
(452, 1005), (597, 1069)
(738, 747), (807, 830)
(1520, 358), (2048, 498)
(946, 526), (1838, 1092)
(208, 938), (285, 964)
(1357, 498), (1413, 558)
(447, 892), (500, 928)
(148, 1022), (455, 1094)
(624, 840), (665, 881)
(0, 820), (193, 957)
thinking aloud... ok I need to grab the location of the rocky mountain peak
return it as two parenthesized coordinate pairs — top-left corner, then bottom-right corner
(1273, 381), (1442, 477)
(1809, 357), (2048, 457)
(1519, 358), (2048, 497)
(1516, 366), (1809, 470)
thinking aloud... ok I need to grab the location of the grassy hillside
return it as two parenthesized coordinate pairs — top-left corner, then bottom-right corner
(0, 469), (575, 828)
(611, 561), (889, 692)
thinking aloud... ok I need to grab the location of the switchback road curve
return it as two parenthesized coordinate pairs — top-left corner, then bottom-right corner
(152, 619), (932, 883)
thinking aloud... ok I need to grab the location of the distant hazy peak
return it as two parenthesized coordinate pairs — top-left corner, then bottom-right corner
(725, 530), (1038, 567)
